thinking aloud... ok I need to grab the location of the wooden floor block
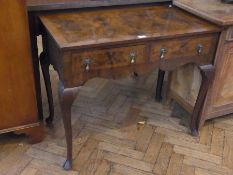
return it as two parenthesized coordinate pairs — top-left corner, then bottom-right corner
(180, 164), (195, 175)
(195, 168), (223, 175)
(143, 133), (164, 164)
(73, 138), (99, 171)
(223, 131), (233, 169)
(210, 127), (225, 156)
(174, 145), (222, 164)
(184, 156), (232, 175)
(111, 164), (155, 175)
(98, 142), (144, 160)
(95, 159), (111, 175)
(153, 143), (173, 175)
(136, 125), (154, 152)
(166, 153), (184, 175)
(104, 151), (154, 172)
(20, 167), (38, 175)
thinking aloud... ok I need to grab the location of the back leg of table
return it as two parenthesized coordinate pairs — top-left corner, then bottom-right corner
(40, 52), (54, 125)
(156, 69), (166, 101)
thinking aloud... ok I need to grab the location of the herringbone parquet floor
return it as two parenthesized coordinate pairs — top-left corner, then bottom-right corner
(1, 40), (233, 175)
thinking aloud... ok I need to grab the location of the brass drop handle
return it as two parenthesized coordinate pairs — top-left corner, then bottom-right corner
(197, 44), (204, 55)
(160, 48), (167, 60)
(130, 51), (137, 64)
(84, 58), (91, 71)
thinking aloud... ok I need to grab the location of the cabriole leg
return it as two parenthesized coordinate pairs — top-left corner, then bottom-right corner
(58, 81), (79, 170)
(190, 64), (214, 136)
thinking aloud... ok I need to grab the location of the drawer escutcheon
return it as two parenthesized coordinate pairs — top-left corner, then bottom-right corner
(197, 44), (204, 56)
(129, 51), (137, 64)
(84, 58), (91, 72)
(160, 48), (167, 60)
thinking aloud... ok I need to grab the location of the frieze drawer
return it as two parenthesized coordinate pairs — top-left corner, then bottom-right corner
(150, 34), (219, 64)
(70, 45), (147, 72)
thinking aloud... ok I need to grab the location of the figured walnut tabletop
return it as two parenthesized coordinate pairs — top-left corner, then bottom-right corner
(39, 5), (220, 50)
(173, 0), (233, 26)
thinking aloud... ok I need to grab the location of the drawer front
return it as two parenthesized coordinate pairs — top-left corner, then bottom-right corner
(71, 45), (147, 72)
(150, 34), (219, 63)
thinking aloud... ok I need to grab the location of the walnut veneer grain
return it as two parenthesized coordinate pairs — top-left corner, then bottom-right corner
(39, 5), (220, 50)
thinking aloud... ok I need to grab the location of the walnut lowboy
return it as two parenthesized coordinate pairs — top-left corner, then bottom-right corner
(39, 4), (221, 170)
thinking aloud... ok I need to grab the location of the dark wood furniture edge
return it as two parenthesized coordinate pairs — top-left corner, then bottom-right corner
(27, 0), (171, 11)
(0, 122), (45, 144)
(14, 123), (45, 144)
(173, 1), (231, 26)
(201, 28), (233, 120)
(0, 123), (39, 134)
(54, 31), (222, 51)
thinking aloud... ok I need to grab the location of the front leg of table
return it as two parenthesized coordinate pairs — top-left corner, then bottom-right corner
(58, 81), (79, 170)
(190, 64), (215, 136)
